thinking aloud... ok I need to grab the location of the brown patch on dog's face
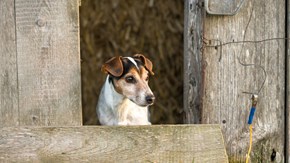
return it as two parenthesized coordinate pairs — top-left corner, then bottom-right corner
(113, 65), (155, 107)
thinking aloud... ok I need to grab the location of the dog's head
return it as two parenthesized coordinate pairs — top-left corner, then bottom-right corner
(101, 54), (155, 107)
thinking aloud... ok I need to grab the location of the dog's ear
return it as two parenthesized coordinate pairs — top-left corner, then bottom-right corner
(133, 54), (154, 75)
(101, 56), (123, 77)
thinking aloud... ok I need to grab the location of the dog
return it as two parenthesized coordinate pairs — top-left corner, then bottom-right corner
(97, 54), (155, 125)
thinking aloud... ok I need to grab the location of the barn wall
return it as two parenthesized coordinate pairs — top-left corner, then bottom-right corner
(183, 0), (205, 124)
(0, 1), (18, 127)
(287, 0), (290, 161)
(0, 0), (82, 126)
(203, 0), (285, 161)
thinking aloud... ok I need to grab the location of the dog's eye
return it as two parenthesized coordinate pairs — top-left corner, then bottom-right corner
(145, 76), (149, 81)
(125, 76), (136, 83)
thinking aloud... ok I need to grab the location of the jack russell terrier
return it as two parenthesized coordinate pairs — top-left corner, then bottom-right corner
(97, 54), (155, 125)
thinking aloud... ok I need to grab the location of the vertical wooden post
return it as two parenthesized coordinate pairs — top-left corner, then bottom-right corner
(203, 0), (285, 161)
(0, 1), (19, 127)
(286, 0), (290, 162)
(183, 0), (205, 124)
(14, 0), (82, 126)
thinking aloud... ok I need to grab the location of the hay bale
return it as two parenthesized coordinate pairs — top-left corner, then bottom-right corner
(80, 0), (184, 125)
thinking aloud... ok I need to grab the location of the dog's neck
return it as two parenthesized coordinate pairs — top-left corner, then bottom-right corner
(104, 76), (125, 109)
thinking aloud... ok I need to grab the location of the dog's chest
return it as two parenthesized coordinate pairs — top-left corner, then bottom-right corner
(117, 99), (150, 125)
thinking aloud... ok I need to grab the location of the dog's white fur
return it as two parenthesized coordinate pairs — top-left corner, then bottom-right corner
(124, 57), (139, 70)
(97, 76), (151, 125)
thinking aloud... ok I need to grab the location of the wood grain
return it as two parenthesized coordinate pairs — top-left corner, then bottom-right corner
(184, 0), (205, 124)
(15, 0), (82, 126)
(287, 0), (290, 162)
(203, 0), (285, 162)
(0, 0), (19, 127)
(0, 125), (228, 163)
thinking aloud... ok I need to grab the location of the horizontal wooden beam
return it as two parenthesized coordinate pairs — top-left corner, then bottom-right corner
(0, 125), (228, 162)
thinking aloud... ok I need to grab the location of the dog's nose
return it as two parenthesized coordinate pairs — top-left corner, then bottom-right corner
(146, 95), (155, 105)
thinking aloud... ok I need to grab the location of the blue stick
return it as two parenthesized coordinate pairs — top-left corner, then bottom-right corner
(247, 107), (256, 124)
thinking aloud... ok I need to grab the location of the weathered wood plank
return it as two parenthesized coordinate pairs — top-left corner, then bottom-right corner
(0, 1), (19, 127)
(184, 0), (205, 124)
(287, 0), (290, 162)
(0, 125), (228, 163)
(15, 0), (82, 126)
(203, 0), (285, 162)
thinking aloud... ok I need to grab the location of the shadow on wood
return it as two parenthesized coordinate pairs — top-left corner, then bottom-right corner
(0, 125), (228, 163)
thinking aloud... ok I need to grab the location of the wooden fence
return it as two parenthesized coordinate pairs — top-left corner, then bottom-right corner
(0, 0), (228, 162)
(3, 0), (289, 162)
(185, 0), (289, 162)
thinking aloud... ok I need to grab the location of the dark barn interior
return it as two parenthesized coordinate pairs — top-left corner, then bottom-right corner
(80, 0), (184, 125)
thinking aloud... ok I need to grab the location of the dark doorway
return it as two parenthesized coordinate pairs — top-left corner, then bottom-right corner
(80, 0), (184, 125)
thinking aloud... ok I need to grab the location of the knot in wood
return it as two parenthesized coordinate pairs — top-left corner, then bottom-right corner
(36, 19), (46, 27)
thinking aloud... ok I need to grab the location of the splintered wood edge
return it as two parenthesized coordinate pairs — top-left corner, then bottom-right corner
(0, 125), (228, 163)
